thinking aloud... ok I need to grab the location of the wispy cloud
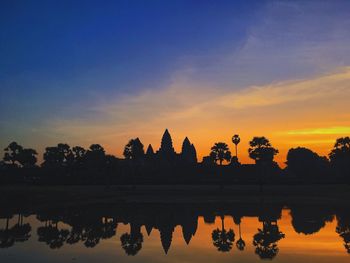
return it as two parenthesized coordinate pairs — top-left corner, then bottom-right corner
(41, 66), (350, 164)
(286, 127), (350, 136)
(219, 67), (350, 109)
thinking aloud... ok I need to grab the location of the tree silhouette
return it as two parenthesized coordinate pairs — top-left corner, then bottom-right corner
(210, 143), (232, 166)
(286, 147), (329, 178)
(329, 137), (350, 160)
(84, 144), (106, 168)
(253, 221), (285, 260)
(18, 148), (37, 168)
(248, 137), (278, 165)
(72, 146), (86, 166)
(123, 138), (145, 161)
(3, 142), (37, 168)
(212, 215), (235, 252)
(329, 137), (350, 179)
(232, 134), (241, 159)
(42, 143), (74, 168)
(3, 142), (23, 166)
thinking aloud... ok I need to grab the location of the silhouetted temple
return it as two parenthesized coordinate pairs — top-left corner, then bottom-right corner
(146, 129), (197, 165)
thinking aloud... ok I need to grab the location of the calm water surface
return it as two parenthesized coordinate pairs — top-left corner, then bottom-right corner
(0, 203), (349, 263)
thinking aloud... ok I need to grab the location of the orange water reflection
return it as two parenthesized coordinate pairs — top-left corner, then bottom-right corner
(0, 207), (349, 263)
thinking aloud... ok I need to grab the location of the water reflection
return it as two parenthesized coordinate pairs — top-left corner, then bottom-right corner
(1, 202), (350, 262)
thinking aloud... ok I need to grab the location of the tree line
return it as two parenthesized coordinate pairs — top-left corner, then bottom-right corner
(0, 132), (349, 184)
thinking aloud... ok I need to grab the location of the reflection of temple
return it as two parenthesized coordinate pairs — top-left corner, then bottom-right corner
(1, 202), (350, 257)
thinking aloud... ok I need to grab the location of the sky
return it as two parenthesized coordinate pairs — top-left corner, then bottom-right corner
(1, 0), (350, 165)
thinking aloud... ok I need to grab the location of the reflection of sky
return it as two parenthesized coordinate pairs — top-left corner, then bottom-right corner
(1, 1), (350, 164)
(0, 210), (348, 263)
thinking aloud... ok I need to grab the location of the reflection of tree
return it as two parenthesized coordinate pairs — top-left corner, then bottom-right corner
(37, 221), (69, 249)
(336, 213), (350, 254)
(290, 207), (333, 235)
(67, 215), (117, 248)
(253, 221), (285, 260)
(0, 216), (14, 248)
(36, 211), (118, 249)
(11, 214), (31, 242)
(236, 221), (245, 251)
(101, 217), (117, 240)
(212, 215), (235, 252)
(120, 224), (143, 256)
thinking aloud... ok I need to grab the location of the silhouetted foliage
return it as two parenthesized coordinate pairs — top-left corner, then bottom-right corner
(253, 221), (285, 260)
(123, 138), (145, 161)
(3, 142), (23, 167)
(72, 146), (86, 165)
(329, 137), (350, 178)
(1, 129), (350, 185)
(18, 149), (38, 168)
(236, 222), (245, 251)
(120, 224), (143, 256)
(85, 144), (106, 165)
(212, 216), (235, 252)
(42, 143), (74, 168)
(232, 134), (241, 159)
(336, 211), (350, 254)
(248, 137), (278, 165)
(0, 217), (15, 248)
(210, 143), (231, 166)
(290, 206), (333, 235)
(3, 142), (37, 168)
(286, 147), (329, 178)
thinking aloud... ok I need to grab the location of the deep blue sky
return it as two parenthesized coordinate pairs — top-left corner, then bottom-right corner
(1, 0), (350, 161)
(1, 0), (263, 119)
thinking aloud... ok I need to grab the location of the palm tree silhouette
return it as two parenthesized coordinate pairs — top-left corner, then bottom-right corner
(232, 134), (241, 159)
(236, 221), (245, 251)
(212, 215), (235, 252)
(210, 143), (231, 166)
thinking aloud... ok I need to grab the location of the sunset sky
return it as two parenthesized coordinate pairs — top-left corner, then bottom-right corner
(1, 0), (350, 165)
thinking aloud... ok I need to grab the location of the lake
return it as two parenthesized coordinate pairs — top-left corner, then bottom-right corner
(0, 201), (349, 263)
